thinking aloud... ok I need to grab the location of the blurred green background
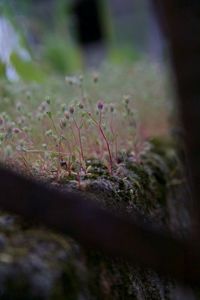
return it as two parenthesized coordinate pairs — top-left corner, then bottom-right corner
(0, 0), (164, 81)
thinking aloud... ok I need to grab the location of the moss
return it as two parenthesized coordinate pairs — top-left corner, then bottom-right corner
(79, 140), (175, 222)
(0, 139), (185, 299)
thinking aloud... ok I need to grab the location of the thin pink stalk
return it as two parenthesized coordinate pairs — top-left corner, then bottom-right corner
(88, 112), (113, 174)
(72, 116), (84, 163)
(109, 114), (118, 162)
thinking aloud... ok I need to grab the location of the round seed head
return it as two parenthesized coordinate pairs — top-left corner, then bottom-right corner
(45, 129), (53, 137)
(45, 96), (51, 105)
(59, 118), (67, 129)
(110, 104), (115, 113)
(123, 95), (130, 104)
(61, 103), (67, 112)
(97, 100), (104, 111)
(64, 110), (70, 119)
(26, 91), (31, 99)
(16, 102), (22, 111)
(22, 126), (29, 133)
(13, 127), (21, 134)
(69, 106), (75, 114)
(78, 102), (84, 109)
(40, 101), (47, 112)
(92, 72), (99, 83)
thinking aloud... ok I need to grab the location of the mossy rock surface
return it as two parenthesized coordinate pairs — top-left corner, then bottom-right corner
(0, 139), (191, 299)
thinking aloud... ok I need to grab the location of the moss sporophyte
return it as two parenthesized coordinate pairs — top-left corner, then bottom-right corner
(0, 64), (169, 186)
(0, 94), (146, 185)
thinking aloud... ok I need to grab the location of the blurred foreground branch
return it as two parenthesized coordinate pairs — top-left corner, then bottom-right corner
(0, 165), (200, 285)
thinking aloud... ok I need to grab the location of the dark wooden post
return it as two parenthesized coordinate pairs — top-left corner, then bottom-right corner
(152, 0), (200, 236)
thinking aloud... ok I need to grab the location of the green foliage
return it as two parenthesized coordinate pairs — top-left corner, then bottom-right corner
(43, 36), (81, 74)
(109, 45), (140, 64)
(10, 53), (45, 82)
(0, 62), (6, 79)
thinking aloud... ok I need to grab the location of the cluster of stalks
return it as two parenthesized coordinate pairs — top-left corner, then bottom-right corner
(0, 74), (147, 186)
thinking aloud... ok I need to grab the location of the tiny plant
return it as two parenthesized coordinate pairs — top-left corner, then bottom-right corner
(87, 101), (113, 174)
(0, 63), (169, 185)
